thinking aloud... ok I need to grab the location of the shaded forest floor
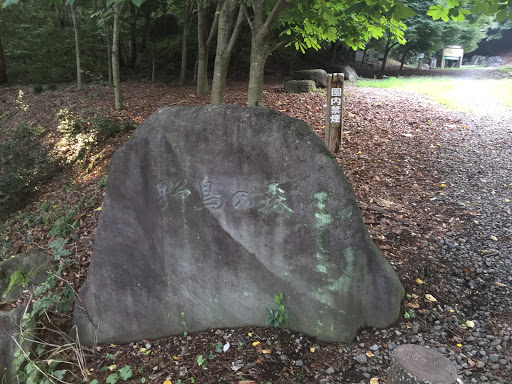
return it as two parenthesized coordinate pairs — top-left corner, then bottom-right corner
(0, 74), (511, 383)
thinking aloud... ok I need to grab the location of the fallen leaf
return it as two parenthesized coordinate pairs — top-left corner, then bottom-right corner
(252, 341), (260, 346)
(495, 282), (507, 287)
(370, 378), (380, 384)
(374, 197), (394, 207)
(163, 381), (172, 384)
(310, 347), (316, 353)
(466, 320), (475, 328)
(366, 351), (374, 357)
(416, 278), (425, 284)
(405, 301), (419, 309)
(262, 349), (271, 354)
(425, 294), (437, 302)
(490, 235), (498, 241)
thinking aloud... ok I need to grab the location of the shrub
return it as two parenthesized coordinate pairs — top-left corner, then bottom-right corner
(33, 85), (44, 94)
(0, 124), (55, 219)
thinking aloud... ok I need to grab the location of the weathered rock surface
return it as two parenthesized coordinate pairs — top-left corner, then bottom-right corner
(0, 248), (52, 302)
(73, 104), (404, 346)
(284, 80), (316, 93)
(341, 65), (358, 82)
(293, 69), (328, 88)
(0, 306), (34, 384)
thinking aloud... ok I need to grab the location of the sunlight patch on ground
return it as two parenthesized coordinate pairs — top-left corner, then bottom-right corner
(357, 77), (512, 111)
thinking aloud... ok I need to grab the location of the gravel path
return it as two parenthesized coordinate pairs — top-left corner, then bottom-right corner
(342, 88), (512, 384)
(425, 102), (512, 383)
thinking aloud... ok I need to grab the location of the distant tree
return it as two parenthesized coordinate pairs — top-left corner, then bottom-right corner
(196, 0), (220, 96)
(180, 0), (195, 85)
(69, 0), (82, 90)
(428, 0), (512, 23)
(211, 0), (245, 103)
(0, 34), (7, 84)
(243, 0), (413, 106)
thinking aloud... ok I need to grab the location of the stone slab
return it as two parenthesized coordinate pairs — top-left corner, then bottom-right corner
(0, 249), (52, 302)
(73, 104), (404, 346)
(292, 69), (328, 88)
(284, 80), (316, 93)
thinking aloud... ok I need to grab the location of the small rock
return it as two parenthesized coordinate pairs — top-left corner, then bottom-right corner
(370, 344), (379, 351)
(355, 353), (368, 364)
(295, 360), (304, 367)
(325, 367), (335, 375)
(489, 354), (499, 363)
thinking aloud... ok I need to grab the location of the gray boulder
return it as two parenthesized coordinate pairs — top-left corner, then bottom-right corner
(419, 63), (430, 70)
(284, 80), (316, 93)
(0, 306), (35, 383)
(0, 248), (52, 302)
(340, 65), (358, 82)
(488, 56), (503, 66)
(73, 104), (404, 346)
(293, 69), (328, 88)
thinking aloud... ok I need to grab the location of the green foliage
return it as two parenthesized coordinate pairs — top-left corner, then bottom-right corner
(196, 354), (208, 369)
(97, 174), (108, 188)
(6, 268), (31, 293)
(48, 206), (79, 237)
(12, 237), (77, 383)
(266, 293), (288, 327)
(0, 123), (55, 219)
(404, 309), (415, 319)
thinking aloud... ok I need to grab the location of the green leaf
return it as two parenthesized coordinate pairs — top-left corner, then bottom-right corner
(89, 380), (99, 384)
(119, 366), (133, 381)
(496, 8), (507, 22)
(106, 373), (119, 384)
(53, 370), (67, 380)
(393, 3), (415, 20)
(106, 0), (115, 6)
(131, 0), (143, 6)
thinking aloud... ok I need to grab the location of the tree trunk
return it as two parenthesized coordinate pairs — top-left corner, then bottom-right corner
(70, 4), (83, 90)
(247, 37), (268, 106)
(104, 23), (113, 86)
(180, 0), (194, 85)
(400, 45), (411, 71)
(196, 0), (210, 95)
(127, 2), (138, 69)
(245, 0), (290, 106)
(196, 0), (221, 96)
(381, 39), (399, 72)
(112, 2), (123, 110)
(0, 35), (7, 85)
(211, 1), (245, 104)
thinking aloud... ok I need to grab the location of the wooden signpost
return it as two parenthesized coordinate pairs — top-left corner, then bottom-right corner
(325, 73), (344, 153)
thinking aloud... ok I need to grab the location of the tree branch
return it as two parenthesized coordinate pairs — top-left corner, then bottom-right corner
(262, 0), (290, 35)
(226, 2), (247, 54)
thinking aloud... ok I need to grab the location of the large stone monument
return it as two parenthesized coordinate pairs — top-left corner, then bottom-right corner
(73, 105), (404, 346)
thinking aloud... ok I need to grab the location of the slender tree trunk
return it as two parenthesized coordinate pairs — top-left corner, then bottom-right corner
(0, 35), (7, 85)
(196, 0), (210, 95)
(196, 0), (221, 96)
(400, 45), (411, 71)
(152, 40), (156, 82)
(180, 0), (194, 85)
(245, 0), (290, 106)
(381, 37), (398, 72)
(70, 4), (83, 90)
(104, 23), (113, 86)
(112, 2), (123, 110)
(247, 38), (268, 106)
(211, 1), (245, 104)
(127, 2), (138, 69)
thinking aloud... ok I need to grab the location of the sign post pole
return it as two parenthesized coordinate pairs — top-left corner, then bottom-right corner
(325, 73), (344, 153)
